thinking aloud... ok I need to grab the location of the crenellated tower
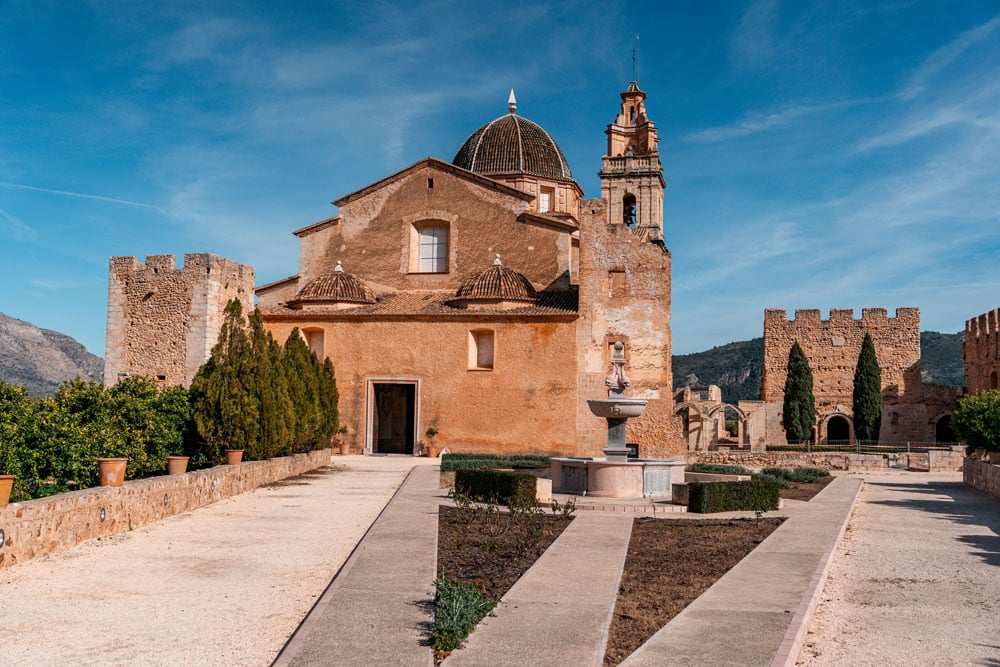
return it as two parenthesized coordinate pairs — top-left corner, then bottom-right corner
(599, 81), (665, 241)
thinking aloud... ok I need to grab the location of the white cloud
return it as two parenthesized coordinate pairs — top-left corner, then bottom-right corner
(0, 182), (167, 214)
(899, 14), (1000, 100)
(730, 0), (780, 71)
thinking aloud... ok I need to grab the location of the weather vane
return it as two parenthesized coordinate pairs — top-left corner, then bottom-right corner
(632, 33), (640, 83)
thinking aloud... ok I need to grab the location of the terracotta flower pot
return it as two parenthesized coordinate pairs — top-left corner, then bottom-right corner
(97, 458), (128, 487)
(425, 444), (441, 458)
(0, 474), (14, 508)
(225, 449), (245, 465)
(989, 451), (1000, 465)
(338, 442), (351, 456)
(166, 456), (189, 475)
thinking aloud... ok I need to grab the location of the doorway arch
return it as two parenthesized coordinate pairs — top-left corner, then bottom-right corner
(935, 415), (955, 443)
(826, 415), (851, 444)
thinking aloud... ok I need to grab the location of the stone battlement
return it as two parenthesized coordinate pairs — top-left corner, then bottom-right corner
(104, 253), (255, 387)
(964, 308), (1000, 392)
(764, 307), (919, 327)
(966, 309), (1000, 338)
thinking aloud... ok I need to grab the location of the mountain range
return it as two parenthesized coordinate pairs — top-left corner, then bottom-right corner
(0, 312), (104, 396)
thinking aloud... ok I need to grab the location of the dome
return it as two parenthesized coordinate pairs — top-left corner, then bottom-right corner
(455, 255), (537, 303)
(294, 261), (376, 305)
(453, 92), (573, 181)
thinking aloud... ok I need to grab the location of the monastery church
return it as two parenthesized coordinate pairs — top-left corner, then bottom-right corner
(105, 83), (683, 458)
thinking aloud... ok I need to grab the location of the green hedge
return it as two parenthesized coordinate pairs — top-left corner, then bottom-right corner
(441, 453), (550, 472)
(761, 467), (830, 483)
(454, 468), (537, 507)
(687, 479), (781, 514)
(686, 463), (753, 476)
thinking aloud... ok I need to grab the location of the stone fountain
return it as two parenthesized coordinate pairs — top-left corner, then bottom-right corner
(551, 341), (685, 499)
(587, 341), (648, 462)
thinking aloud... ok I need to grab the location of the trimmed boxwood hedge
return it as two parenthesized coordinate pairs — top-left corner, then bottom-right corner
(454, 468), (537, 507)
(441, 453), (550, 472)
(687, 479), (781, 514)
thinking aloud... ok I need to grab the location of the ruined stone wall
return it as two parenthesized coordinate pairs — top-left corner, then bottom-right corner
(761, 307), (958, 445)
(104, 254), (254, 387)
(964, 309), (1000, 393)
(263, 316), (579, 456)
(0, 449), (329, 569)
(964, 459), (1000, 501)
(762, 307), (921, 406)
(575, 198), (680, 458)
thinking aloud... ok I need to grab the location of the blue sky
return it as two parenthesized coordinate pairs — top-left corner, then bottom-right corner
(0, 1), (997, 356)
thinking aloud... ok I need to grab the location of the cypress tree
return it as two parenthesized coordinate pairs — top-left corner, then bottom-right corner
(190, 299), (258, 464)
(284, 329), (324, 452)
(318, 357), (340, 443)
(852, 333), (882, 443)
(782, 342), (816, 443)
(247, 309), (294, 459)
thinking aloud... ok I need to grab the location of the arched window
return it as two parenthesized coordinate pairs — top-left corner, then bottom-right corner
(623, 194), (637, 227)
(629, 105), (635, 123)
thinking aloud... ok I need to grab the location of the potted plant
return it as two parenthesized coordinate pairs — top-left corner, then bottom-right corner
(0, 473), (13, 507)
(96, 457), (129, 487)
(334, 426), (350, 456)
(166, 451), (189, 475)
(424, 427), (441, 458)
(225, 449), (245, 465)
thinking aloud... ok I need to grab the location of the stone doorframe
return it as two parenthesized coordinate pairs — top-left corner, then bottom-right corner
(364, 377), (422, 456)
(821, 409), (855, 445)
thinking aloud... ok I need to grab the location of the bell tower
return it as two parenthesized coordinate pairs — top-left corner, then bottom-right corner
(599, 81), (665, 242)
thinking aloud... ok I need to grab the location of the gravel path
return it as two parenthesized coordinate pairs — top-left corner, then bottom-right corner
(799, 472), (1000, 665)
(0, 455), (433, 666)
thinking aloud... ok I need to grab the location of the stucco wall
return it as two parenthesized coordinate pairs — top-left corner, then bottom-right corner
(265, 318), (579, 456)
(0, 450), (330, 569)
(305, 163), (570, 293)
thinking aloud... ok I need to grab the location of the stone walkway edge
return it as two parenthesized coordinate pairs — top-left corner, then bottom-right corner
(271, 466), (421, 667)
(770, 478), (863, 666)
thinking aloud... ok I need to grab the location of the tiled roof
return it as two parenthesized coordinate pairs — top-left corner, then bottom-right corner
(453, 113), (573, 181)
(455, 264), (537, 302)
(263, 288), (578, 319)
(293, 268), (376, 304)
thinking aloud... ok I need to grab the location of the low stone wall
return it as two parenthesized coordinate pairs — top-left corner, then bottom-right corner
(964, 459), (1000, 500)
(0, 449), (331, 569)
(688, 452), (866, 471)
(904, 450), (965, 472)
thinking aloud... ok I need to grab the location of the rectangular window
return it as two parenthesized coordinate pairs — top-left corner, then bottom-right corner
(469, 330), (495, 370)
(539, 188), (553, 213)
(419, 226), (448, 273)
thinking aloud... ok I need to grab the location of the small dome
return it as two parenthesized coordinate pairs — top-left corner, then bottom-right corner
(453, 95), (572, 181)
(295, 261), (376, 304)
(455, 255), (537, 303)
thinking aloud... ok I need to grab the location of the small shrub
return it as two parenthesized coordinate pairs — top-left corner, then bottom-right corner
(430, 577), (496, 653)
(686, 463), (753, 476)
(760, 467), (830, 484)
(454, 469), (536, 507)
(687, 479), (781, 514)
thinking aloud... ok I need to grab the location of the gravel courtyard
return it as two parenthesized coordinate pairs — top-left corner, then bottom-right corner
(799, 472), (1000, 665)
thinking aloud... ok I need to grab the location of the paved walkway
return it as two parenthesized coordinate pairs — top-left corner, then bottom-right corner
(276, 464), (442, 666)
(0, 455), (428, 666)
(798, 473), (1000, 665)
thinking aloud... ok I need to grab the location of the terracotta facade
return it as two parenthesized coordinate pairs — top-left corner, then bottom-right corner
(108, 83), (681, 458)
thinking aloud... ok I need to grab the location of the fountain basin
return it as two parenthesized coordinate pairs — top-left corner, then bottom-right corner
(551, 457), (686, 499)
(586, 398), (648, 419)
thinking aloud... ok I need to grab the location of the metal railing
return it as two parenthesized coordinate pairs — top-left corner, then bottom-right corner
(766, 440), (965, 454)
